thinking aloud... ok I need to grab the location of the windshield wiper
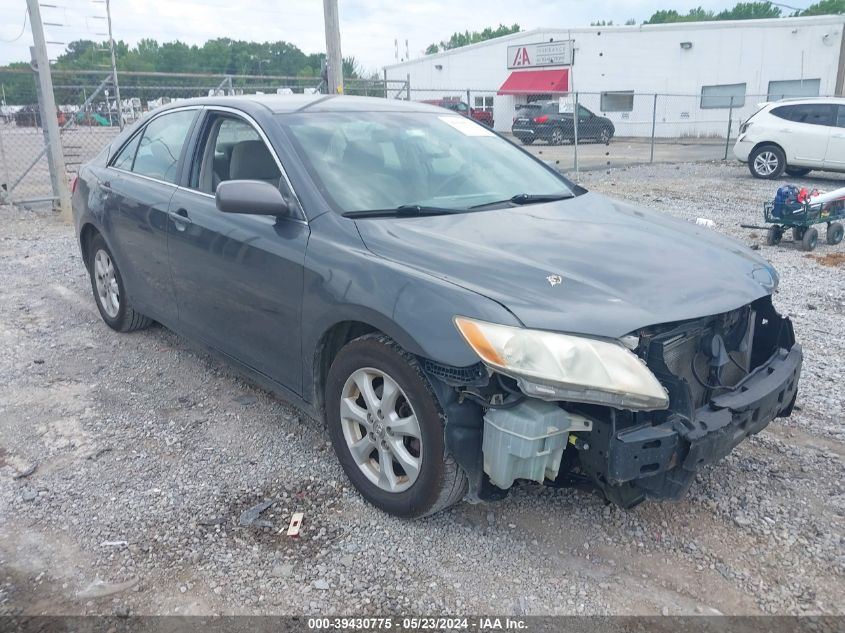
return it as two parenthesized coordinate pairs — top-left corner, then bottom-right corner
(342, 204), (464, 219)
(469, 192), (574, 210)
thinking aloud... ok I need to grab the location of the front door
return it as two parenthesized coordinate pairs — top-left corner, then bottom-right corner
(167, 111), (309, 393)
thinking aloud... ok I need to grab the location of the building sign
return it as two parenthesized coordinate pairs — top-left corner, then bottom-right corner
(507, 40), (573, 69)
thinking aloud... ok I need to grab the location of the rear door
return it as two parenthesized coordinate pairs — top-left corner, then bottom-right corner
(824, 105), (845, 169)
(166, 108), (309, 393)
(103, 107), (198, 324)
(770, 103), (834, 166)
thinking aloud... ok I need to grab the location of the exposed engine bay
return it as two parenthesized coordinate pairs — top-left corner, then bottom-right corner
(426, 295), (802, 508)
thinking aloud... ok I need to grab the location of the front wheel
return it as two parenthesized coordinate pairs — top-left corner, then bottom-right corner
(801, 227), (819, 251)
(749, 145), (785, 179)
(549, 128), (565, 145)
(766, 226), (783, 245)
(325, 334), (467, 518)
(827, 222), (844, 245)
(519, 137), (534, 146)
(598, 127), (612, 144)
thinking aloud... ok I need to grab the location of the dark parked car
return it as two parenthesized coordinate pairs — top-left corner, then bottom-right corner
(73, 95), (801, 518)
(512, 101), (614, 145)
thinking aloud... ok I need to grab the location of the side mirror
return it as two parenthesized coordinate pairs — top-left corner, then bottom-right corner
(215, 180), (289, 216)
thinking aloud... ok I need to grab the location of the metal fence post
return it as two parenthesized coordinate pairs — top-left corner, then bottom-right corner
(383, 69), (388, 99)
(573, 91), (579, 180)
(26, 0), (72, 221)
(650, 93), (657, 163)
(466, 89), (471, 111)
(406, 73), (411, 101)
(724, 96), (735, 160)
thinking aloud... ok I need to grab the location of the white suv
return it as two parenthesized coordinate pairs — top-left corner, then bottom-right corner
(734, 97), (845, 179)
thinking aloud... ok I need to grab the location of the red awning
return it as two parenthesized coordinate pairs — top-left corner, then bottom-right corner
(497, 69), (569, 95)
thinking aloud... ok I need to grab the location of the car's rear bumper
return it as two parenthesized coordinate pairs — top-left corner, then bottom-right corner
(606, 342), (802, 502)
(733, 136), (752, 162)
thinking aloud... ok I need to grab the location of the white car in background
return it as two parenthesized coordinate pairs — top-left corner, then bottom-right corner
(734, 97), (845, 179)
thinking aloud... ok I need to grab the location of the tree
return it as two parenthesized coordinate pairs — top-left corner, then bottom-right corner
(425, 23), (520, 54)
(716, 2), (780, 19)
(797, 0), (845, 15)
(644, 2), (780, 23)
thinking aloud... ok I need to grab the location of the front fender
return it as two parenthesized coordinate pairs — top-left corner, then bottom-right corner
(301, 213), (520, 402)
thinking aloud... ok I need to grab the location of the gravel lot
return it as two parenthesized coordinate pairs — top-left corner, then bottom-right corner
(1, 161), (843, 617)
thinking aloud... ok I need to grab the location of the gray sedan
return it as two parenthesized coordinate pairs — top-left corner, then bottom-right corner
(72, 95), (802, 517)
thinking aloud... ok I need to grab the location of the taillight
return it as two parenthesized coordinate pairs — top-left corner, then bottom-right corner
(533, 115), (549, 123)
(739, 121), (752, 134)
(71, 175), (78, 194)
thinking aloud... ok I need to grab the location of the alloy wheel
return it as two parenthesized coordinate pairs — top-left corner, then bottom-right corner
(93, 249), (120, 318)
(550, 128), (564, 145)
(599, 128), (610, 143)
(339, 367), (422, 493)
(753, 151), (779, 177)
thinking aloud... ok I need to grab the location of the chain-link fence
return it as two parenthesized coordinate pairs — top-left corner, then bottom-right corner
(0, 67), (831, 208)
(0, 69), (406, 207)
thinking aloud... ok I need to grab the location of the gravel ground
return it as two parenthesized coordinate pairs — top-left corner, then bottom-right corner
(1, 161), (843, 617)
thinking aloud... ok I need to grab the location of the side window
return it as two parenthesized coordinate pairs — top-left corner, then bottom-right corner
(132, 110), (196, 183)
(578, 105), (592, 120)
(194, 115), (282, 195)
(773, 104), (834, 126)
(111, 133), (141, 170)
(837, 106), (845, 129)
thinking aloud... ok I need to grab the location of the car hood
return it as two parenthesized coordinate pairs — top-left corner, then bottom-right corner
(354, 192), (777, 338)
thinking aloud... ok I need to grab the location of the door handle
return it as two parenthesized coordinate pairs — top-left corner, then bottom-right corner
(169, 208), (193, 230)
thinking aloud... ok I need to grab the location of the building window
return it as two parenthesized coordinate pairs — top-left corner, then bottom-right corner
(473, 96), (494, 112)
(700, 83), (746, 109)
(600, 91), (634, 112)
(767, 79), (821, 101)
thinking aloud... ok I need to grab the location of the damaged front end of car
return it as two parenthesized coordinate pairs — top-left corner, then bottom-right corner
(425, 295), (802, 508)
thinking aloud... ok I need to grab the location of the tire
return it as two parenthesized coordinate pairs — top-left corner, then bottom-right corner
(598, 126), (612, 144)
(86, 234), (152, 332)
(325, 334), (467, 518)
(792, 227), (805, 241)
(801, 227), (819, 251)
(749, 145), (785, 179)
(785, 167), (811, 178)
(827, 222), (844, 245)
(549, 128), (564, 146)
(766, 226), (782, 245)
(520, 138), (534, 146)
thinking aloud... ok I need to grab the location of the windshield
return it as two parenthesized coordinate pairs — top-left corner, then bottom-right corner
(278, 111), (576, 213)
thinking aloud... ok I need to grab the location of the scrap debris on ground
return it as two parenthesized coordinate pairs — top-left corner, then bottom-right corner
(0, 161), (843, 617)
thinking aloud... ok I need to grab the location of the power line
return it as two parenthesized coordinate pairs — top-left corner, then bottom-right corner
(0, 8), (29, 43)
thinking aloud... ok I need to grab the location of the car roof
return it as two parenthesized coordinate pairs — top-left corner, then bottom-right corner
(765, 96), (845, 108)
(150, 94), (447, 115)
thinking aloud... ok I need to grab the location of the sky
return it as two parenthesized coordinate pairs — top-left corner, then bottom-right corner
(0, 0), (813, 72)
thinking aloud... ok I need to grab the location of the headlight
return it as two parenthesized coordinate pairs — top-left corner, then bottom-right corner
(454, 316), (669, 411)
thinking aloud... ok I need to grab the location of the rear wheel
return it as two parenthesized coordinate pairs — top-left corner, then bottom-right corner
(550, 128), (564, 145)
(749, 145), (785, 179)
(785, 167), (811, 178)
(827, 222), (844, 245)
(325, 334), (467, 518)
(792, 227), (805, 241)
(801, 227), (819, 251)
(87, 234), (152, 332)
(520, 138), (534, 146)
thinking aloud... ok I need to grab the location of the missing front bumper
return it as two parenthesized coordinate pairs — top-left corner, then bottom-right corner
(602, 342), (802, 505)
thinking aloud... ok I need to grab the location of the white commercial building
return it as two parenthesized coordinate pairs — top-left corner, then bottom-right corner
(384, 15), (845, 137)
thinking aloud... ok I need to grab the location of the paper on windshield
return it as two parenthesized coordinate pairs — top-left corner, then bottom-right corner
(438, 116), (495, 137)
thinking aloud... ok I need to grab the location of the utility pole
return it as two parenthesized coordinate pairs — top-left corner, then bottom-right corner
(105, 0), (123, 129)
(26, 0), (72, 222)
(322, 0), (343, 94)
